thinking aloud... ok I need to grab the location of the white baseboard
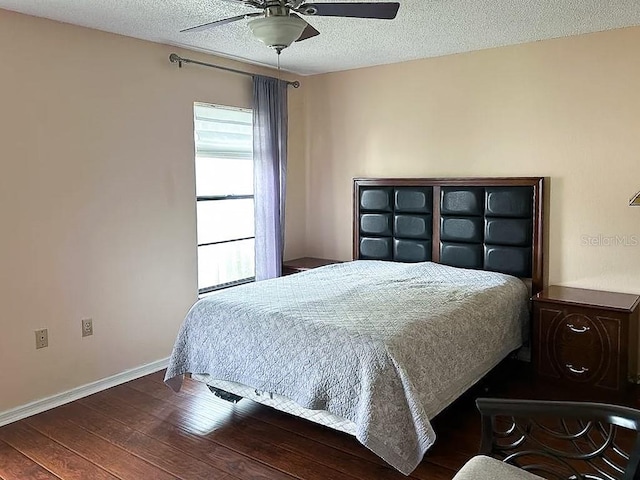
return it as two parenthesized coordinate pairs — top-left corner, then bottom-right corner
(0, 357), (169, 427)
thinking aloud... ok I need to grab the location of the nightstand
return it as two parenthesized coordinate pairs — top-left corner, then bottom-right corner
(532, 286), (640, 393)
(282, 257), (342, 276)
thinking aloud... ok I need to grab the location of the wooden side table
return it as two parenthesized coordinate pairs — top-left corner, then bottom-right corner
(532, 286), (640, 393)
(282, 257), (343, 276)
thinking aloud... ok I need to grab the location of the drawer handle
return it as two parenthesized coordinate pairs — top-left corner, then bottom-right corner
(567, 324), (590, 334)
(566, 364), (589, 374)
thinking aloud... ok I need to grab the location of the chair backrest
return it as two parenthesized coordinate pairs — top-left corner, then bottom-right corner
(476, 398), (640, 480)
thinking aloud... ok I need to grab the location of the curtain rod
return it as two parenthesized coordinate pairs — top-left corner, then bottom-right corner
(169, 53), (300, 88)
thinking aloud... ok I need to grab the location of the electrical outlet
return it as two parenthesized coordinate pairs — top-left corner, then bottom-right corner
(35, 329), (48, 349)
(81, 318), (93, 337)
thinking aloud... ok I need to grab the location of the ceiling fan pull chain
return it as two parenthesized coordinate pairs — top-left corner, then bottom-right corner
(277, 51), (282, 84)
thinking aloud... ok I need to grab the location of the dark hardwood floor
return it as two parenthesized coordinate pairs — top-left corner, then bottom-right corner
(1, 363), (638, 480)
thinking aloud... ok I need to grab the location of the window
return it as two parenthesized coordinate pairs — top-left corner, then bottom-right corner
(194, 103), (254, 294)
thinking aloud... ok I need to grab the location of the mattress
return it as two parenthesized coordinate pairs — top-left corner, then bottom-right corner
(165, 260), (529, 474)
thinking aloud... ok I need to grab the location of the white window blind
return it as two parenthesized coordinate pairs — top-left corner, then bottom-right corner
(194, 103), (255, 294)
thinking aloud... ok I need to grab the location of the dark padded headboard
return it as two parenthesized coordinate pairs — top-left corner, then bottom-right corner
(353, 178), (545, 294)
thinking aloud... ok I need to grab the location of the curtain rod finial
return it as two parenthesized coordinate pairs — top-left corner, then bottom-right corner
(169, 53), (183, 68)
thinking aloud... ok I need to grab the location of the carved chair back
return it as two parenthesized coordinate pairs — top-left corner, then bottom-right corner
(476, 398), (640, 480)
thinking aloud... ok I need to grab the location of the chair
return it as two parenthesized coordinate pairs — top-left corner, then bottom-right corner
(464, 398), (640, 480)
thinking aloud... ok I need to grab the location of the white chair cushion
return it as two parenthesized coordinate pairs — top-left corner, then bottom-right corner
(452, 455), (545, 480)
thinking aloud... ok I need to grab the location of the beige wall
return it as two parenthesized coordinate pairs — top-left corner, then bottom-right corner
(0, 9), (305, 412)
(302, 27), (640, 294)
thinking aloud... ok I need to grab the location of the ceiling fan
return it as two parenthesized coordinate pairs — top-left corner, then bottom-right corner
(181, 1), (401, 53)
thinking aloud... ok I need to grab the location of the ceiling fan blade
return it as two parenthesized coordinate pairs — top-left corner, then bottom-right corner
(291, 14), (320, 42)
(220, 0), (265, 6)
(180, 12), (262, 33)
(297, 2), (399, 19)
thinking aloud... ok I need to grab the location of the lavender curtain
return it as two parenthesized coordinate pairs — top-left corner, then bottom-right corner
(252, 75), (288, 281)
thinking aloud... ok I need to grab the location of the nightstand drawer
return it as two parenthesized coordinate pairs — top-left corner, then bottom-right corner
(557, 314), (599, 348)
(556, 346), (599, 381)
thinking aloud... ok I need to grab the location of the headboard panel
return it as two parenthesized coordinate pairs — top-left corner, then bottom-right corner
(359, 186), (434, 262)
(353, 178), (545, 294)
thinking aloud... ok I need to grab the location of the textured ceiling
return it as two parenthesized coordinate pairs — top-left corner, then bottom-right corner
(2, 0), (640, 75)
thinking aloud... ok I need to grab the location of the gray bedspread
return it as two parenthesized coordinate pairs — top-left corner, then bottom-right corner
(165, 260), (529, 474)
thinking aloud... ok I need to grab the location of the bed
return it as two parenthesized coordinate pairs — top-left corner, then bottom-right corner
(165, 177), (545, 475)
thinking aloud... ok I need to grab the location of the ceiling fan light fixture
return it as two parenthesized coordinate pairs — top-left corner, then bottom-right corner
(248, 15), (307, 52)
